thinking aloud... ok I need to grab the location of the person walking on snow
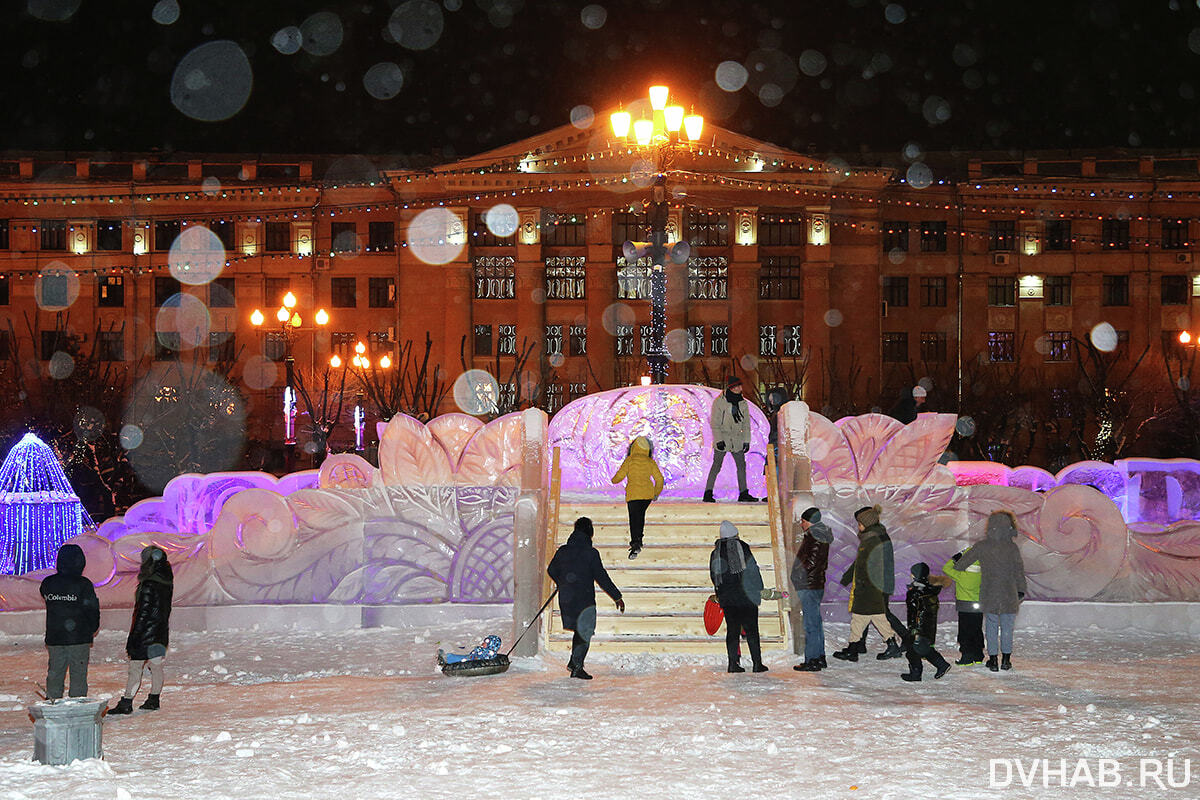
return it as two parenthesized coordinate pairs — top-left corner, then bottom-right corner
(791, 506), (832, 672)
(703, 376), (760, 503)
(832, 505), (907, 662)
(547, 517), (624, 680)
(943, 550), (985, 665)
(109, 546), (173, 714)
(610, 435), (664, 559)
(956, 510), (1027, 672)
(40, 543), (101, 700)
(899, 562), (952, 681)
(710, 521), (768, 673)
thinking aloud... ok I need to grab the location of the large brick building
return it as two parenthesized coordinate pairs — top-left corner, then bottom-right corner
(2, 122), (1198, 457)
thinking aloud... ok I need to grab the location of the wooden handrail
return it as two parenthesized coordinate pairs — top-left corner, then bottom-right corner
(765, 447), (791, 640)
(539, 446), (562, 650)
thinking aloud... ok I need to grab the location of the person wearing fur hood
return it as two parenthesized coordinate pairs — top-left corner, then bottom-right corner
(611, 436), (664, 559)
(956, 510), (1027, 672)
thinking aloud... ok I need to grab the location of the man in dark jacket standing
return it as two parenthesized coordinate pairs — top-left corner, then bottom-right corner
(40, 543), (101, 699)
(547, 517), (624, 680)
(710, 521), (767, 673)
(791, 507), (833, 672)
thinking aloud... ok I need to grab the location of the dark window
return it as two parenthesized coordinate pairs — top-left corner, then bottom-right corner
(1162, 275), (1189, 305)
(498, 324), (517, 356)
(759, 256), (802, 300)
(97, 331), (124, 361)
(331, 277), (357, 308)
(688, 257), (728, 300)
(368, 330), (390, 356)
(40, 330), (68, 360)
(265, 222), (291, 252)
(1045, 220), (1072, 251)
(881, 332), (908, 363)
(474, 324), (493, 356)
(208, 331), (235, 363)
(154, 220), (181, 251)
(1102, 275), (1130, 306)
(920, 276), (947, 307)
(545, 324), (563, 356)
(330, 331), (354, 356)
(919, 221), (947, 252)
(211, 220), (235, 251)
(686, 210), (729, 247)
(543, 212), (585, 247)
(475, 256), (515, 299)
(368, 221), (395, 252)
(612, 211), (648, 246)
(0, 220), (8, 249)
(760, 325), (777, 357)
(368, 277), (395, 308)
(757, 213), (804, 246)
(41, 220), (67, 250)
(988, 220), (1016, 251)
(614, 324), (634, 357)
(209, 277), (235, 308)
(330, 221), (358, 253)
(41, 273), (69, 307)
(154, 331), (181, 360)
(1162, 219), (1187, 250)
(545, 256), (586, 299)
(569, 324), (587, 356)
(264, 277), (290, 308)
(882, 276), (908, 308)
(155, 276), (182, 307)
(0, 274), (8, 305)
(1044, 331), (1072, 362)
(98, 276), (124, 307)
(920, 332), (947, 363)
(1045, 275), (1072, 306)
(988, 276), (1016, 307)
(988, 331), (1015, 362)
(96, 219), (122, 251)
(1050, 388), (1072, 419)
(711, 325), (729, 356)
(264, 331), (288, 361)
(1102, 218), (1130, 250)
(882, 221), (909, 253)
(470, 211), (514, 247)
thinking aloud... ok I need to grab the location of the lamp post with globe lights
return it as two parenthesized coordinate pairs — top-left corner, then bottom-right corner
(610, 85), (704, 384)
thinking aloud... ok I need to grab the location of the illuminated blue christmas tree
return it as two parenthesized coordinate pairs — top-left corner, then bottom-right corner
(0, 433), (94, 575)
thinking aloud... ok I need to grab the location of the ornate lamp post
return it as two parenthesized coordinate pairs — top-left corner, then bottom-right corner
(250, 291), (329, 468)
(610, 85), (704, 384)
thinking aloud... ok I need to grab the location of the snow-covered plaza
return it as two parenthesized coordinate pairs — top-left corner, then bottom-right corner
(1, 615), (1196, 800)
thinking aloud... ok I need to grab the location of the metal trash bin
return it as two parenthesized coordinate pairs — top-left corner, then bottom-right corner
(29, 698), (105, 765)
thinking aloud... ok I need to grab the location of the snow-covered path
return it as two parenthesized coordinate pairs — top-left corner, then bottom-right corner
(1, 616), (1196, 799)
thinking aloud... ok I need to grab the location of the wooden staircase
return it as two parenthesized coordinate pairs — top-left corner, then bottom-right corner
(543, 500), (790, 653)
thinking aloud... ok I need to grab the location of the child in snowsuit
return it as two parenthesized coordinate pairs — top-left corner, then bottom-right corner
(942, 551), (984, 665)
(40, 543), (101, 699)
(900, 562), (952, 681)
(438, 635), (502, 665)
(610, 436), (664, 559)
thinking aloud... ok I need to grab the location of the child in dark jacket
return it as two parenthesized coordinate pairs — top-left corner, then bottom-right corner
(39, 543), (101, 699)
(900, 562), (952, 682)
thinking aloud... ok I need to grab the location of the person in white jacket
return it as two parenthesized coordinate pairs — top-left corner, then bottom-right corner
(703, 376), (759, 503)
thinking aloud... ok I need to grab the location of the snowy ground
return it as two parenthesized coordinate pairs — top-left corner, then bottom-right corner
(1, 614), (1197, 800)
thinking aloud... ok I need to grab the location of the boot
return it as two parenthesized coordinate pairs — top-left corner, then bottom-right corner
(1001, 653), (1012, 671)
(702, 491), (716, 503)
(727, 661), (746, 673)
(108, 697), (134, 715)
(816, 655), (827, 669)
(954, 654), (977, 666)
(139, 694), (160, 711)
(737, 491), (761, 503)
(752, 662), (769, 673)
(934, 662), (952, 679)
(793, 660), (820, 672)
(900, 670), (922, 682)
(986, 655), (999, 672)
(876, 637), (904, 660)
(832, 644), (859, 662)
(628, 545), (641, 560)
(852, 635), (868, 655)
(569, 666), (593, 680)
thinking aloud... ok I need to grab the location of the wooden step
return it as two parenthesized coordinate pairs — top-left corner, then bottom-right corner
(593, 544), (774, 568)
(594, 567), (783, 588)
(558, 502), (768, 525)
(579, 524), (773, 546)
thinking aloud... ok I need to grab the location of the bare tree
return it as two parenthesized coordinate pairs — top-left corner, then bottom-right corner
(353, 333), (450, 422)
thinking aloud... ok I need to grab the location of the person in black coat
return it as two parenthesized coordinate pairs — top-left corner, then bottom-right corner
(710, 521), (767, 673)
(547, 517), (624, 680)
(900, 562), (952, 682)
(109, 546), (173, 714)
(40, 543), (101, 699)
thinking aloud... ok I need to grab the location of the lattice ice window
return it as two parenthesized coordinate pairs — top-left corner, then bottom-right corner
(569, 324), (587, 356)
(688, 325), (705, 357)
(545, 324), (563, 356)
(474, 256), (515, 299)
(640, 324), (654, 356)
(688, 256), (728, 300)
(545, 256), (586, 299)
(782, 325), (803, 356)
(615, 324), (634, 356)
(616, 255), (653, 300)
(545, 382), (564, 413)
(686, 209), (729, 247)
(569, 381), (588, 400)
(711, 325), (729, 356)
(760, 325), (777, 356)
(498, 324), (517, 355)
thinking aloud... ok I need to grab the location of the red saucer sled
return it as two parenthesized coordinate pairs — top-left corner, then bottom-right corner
(703, 595), (724, 635)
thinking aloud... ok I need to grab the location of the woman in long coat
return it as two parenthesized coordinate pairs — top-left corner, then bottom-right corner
(109, 546), (174, 714)
(956, 510), (1026, 671)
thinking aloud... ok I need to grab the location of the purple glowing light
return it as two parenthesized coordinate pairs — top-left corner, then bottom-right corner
(0, 433), (94, 575)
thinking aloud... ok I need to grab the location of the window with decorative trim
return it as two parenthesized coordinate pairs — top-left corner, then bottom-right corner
(688, 256), (728, 300)
(759, 256), (802, 300)
(497, 324), (517, 356)
(474, 256), (515, 299)
(711, 325), (729, 356)
(545, 382), (564, 413)
(545, 325), (563, 356)
(781, 325), (803, 356)
(760, 325), (777, 356)
(615, 324), (634, 357)
(545, 256), (586, 299)
(569, 324), (587, 356)
(639, 325), (654, 356)
(473, 325), (493, 356)
(686, 210), (729, 247)
(616, 255), (652, 300)
(331, 331), (354, 357)
(687, 325), (705, 357)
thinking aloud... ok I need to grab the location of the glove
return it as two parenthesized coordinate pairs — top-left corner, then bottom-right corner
(615, 597), (625, 613)
(715, 441), (725, 451)
(1017, 591), (1025, 600)
(741, 443), (749, 453)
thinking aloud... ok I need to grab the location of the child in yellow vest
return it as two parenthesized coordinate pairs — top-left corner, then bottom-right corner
(611, 436), (665, 559)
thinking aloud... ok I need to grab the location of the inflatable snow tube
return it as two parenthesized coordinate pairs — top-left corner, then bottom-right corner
(441, 655), (510, 677)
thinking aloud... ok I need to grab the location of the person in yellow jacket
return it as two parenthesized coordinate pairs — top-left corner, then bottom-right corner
(943, 551), (984, 665)
(611, 436), (665, 559)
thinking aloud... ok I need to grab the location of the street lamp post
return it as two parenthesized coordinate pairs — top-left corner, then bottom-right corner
(250, 291), (329, 470)
(611, 85), (703, 384)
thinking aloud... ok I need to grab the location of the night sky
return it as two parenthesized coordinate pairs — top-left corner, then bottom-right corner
(4, 0), (1200, 162)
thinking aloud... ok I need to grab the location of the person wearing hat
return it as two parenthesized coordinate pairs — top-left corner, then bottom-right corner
(888, 385), (928, 425)
(709, 521), (767, 673)
(703, 376), (759, 503)
(832, 505), (907, 662)
(791, 507), (833, 672)
(547, 517), (625, 680)
(900, 562), (953, 681)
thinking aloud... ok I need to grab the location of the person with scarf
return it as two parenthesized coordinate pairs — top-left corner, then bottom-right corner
(547, 517), (624, 680)
(709, 521), (767, 673)
(703, 376), (759, 503)
(109, 546), (174, 714)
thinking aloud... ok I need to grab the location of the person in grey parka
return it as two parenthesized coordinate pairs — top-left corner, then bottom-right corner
(703, 376), (759, 503)
(956, 510), (1027, 672)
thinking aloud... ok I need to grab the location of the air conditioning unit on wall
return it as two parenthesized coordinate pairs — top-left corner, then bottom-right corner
(315, 256), (330, 271)
(993, 253), (1011, 266)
